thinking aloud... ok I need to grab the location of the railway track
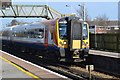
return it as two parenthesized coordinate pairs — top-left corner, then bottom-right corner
(2, 47), (119, 80)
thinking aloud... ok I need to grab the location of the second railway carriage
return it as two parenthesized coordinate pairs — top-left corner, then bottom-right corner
(1, 16), (89, 62)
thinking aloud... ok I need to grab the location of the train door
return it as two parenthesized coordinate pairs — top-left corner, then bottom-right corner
(70, 19), (83, 50)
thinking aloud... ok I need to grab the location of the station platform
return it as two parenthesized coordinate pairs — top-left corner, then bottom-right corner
(0, 50), (68, 80)
(89, 49), (120, 76)
(0, 57), (36, 79)
(89, 50), (120, 58)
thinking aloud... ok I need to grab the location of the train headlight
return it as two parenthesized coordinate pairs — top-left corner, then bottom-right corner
(64, 42), (66, 44)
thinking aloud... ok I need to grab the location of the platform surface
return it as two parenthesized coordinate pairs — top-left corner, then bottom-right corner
(90, 50), (120, 58)
(1, 58), (35, 79)
(0, 50), (68, 80)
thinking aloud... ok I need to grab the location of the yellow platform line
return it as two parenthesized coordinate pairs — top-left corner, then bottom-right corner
(0, 56), (41, 80)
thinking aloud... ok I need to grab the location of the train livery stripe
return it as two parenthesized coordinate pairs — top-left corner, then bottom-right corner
(55, 20), (59, 46)
(0, 56), (41, 80)
(44, 29), (48, 47)
(53, 20), (58, 46)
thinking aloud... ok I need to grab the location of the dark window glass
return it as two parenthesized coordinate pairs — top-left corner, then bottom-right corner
(72, 23), (82, 40)
(59, 19), (67, 39)
(13, 28), (45, 39)
(34, 28), (44, 39)
(51, 33), (53, 39)
(2, 30), (9, 37)
(26, 28), (44, 39)
(83, 24), (88, 40)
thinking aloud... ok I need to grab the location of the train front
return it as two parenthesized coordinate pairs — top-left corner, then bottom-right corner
(57, 17), (89, 62)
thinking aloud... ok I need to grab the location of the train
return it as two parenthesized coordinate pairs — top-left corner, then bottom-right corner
(0, 16), (89, 62)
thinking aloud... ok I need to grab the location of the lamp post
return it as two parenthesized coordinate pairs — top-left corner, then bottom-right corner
(65, 5), (73, 14)
(65, 5), (77, 17)
(65, 4), (86, 20)
(94, 18), (97, 48)
(78, 3), (85, 21)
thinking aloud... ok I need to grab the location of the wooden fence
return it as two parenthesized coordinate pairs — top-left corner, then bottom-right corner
(90, 33), (120, 52)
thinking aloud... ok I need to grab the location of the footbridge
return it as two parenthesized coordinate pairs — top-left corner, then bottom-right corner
(0, 4), (63, 19)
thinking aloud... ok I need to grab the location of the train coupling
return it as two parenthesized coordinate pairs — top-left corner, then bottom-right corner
(73, 49), (80, 58)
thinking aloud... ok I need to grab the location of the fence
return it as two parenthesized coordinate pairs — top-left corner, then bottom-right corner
(90, 33), (120, 53)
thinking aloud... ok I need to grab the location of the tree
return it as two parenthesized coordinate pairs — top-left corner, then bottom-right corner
(94, 14), (109, 26)
(94, 14), (109, 33)
(76, 4), (91, 21)
(10, 19), (29, 26)
(10, 19), (18, 26)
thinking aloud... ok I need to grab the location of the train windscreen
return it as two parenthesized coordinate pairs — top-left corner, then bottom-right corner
(72, 22), (82, 40)
(59, 20), (67, 39)
(83, 24), (88, 40)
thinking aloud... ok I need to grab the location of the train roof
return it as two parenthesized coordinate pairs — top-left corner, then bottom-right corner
(12, 22), (46, 32)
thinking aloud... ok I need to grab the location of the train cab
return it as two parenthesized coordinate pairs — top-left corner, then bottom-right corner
(56, 17), (89, 62)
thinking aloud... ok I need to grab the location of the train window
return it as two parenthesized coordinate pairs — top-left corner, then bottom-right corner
(14, 31), (17, 37)
(15, 31), (23, 37)
(27, 28), (44, 39)
(12, 32), (14, 36)
(59, 19), (67, 39)
(0, 32), (2, 36)
(2, 31), (8, 37)
(72, 23), (82, 40)
(14, 28), (45, 39)
(34, 28), (44, 39)
(51, 33), (53, 39)
(83, 24), (88, 40)
(23, 31), (27, 37)
(35, 29), (37, 31)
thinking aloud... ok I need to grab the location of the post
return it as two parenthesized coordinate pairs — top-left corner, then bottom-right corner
(78, 3), (85, 21)
(117, 33), (119, 52)
(86, 65), (94, 80)
(88, 66), (91, 80)
(83, 3), (85, 21)
(118, 2), (120, 53)
(94, 25), (97, 48)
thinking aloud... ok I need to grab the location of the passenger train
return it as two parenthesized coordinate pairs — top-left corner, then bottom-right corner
(0, 16), (89, 62)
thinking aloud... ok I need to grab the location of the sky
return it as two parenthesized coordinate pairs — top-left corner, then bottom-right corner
(0, 0), (119, 27)
(12, 0), (120, 2)
(45, 2), (118, 20)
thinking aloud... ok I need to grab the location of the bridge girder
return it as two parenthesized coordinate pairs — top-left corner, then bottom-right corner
(0, 5), (62, 19)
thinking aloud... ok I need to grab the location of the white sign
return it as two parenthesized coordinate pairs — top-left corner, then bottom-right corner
(86, 65), (94, 71)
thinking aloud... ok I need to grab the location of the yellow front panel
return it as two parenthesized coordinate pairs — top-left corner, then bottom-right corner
(72, 40), (81, 49)
(82, 40), (89, 49)
(56, 20), (68, 48)
(58, 39), (68, 48)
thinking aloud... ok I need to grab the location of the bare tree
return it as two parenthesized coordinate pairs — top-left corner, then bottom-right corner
(94, 14), (109, 26)
(94, 14), (109, 33)
(10, 19), (29, 26)
(76, 4), (91, 21)
(10, 19), (18, 26)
